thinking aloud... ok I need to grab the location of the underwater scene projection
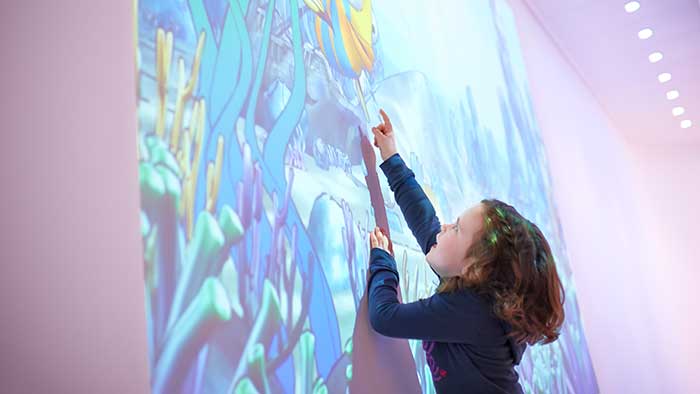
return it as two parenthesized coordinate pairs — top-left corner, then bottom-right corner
(135, 0), (598, 393)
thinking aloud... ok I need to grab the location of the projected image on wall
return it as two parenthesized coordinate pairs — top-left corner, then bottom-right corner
(136, 0), (598, 393)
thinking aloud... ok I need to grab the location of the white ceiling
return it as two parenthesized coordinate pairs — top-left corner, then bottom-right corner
(523, 0), (700, 146)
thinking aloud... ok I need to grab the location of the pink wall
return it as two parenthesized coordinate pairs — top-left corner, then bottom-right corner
(0, 1), (150, 393)
(626, 144), (700, 393)
(509, 0), (699, 392)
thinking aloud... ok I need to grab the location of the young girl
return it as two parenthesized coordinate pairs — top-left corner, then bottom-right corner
(367, 110), (565, 394)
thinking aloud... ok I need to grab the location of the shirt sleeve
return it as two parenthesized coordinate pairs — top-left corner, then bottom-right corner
(367, 248), (482, 343)
(379, 153), (442, 278)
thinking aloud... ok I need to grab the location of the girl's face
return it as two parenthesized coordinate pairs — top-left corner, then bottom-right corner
(426, 203), (485, 278)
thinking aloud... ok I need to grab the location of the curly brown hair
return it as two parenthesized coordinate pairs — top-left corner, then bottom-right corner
(436, 199), (565, 345)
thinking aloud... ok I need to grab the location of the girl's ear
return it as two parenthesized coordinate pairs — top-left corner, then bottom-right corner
(460, 257), (474, 276)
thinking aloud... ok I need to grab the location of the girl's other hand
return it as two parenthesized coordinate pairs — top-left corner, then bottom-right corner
(369, 226), (391, 254)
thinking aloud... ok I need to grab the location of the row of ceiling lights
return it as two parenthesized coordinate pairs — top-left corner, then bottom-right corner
(625, 1), (693, 129)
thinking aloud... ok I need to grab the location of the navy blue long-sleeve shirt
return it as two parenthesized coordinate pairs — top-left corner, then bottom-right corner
(368, 153), (526, 394)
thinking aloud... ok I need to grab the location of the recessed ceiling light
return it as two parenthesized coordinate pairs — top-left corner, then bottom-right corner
(666, 90), (680, 100)
(625, 2), (641, 13)
(638, 28), (654, 39)
(649, 52), (664, 63)
(658, 73), (672, 83)
(672, 106), (685, 116)
(680, 120), (692, 129)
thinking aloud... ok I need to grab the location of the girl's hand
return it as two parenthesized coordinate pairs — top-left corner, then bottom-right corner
(369, 226), (391, 254)
(371, 109), (397, 162)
